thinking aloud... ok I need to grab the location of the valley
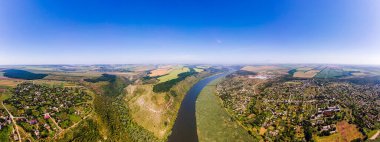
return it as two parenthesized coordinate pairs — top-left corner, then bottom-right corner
(0, 64), (379, 142)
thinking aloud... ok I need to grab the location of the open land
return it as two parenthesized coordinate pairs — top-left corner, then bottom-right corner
(158, 67), (190, 83)
(196, 78), (256, 142)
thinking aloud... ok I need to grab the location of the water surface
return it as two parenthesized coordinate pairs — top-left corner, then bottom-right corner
(168, 73), (229, 142)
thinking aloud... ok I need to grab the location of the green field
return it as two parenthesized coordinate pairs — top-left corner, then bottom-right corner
(158, 67), (190, 83)
(314, 67), (351, 79)
(193, 68), (204, 72)
(0, 125), (11, 142)
(196, 79), (255, 142)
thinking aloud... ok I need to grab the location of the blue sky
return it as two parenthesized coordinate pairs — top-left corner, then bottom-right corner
(1, 0), (379, 65)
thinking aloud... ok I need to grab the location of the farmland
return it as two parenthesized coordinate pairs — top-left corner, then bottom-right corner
(315, 67), (352, 79)
(149, 68), (171, 77)
(0, 79), (22, 87)
(293, 70), (320, 78)
(193, 68), (204, 72)
(241, 65), (281, 72)
(158, 67), (190, 83)
(196, 79), (256, 142)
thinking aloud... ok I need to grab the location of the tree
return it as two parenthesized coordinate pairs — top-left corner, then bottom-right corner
(302, 120), (313, 141)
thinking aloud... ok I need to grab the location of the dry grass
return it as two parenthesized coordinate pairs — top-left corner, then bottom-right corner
(351, 72), (367, 76)
(149, 68), (171, 77)
(0, 79), (22, 87)
(193, 68), (204, 72)
(126, 72), (209, 140)
(126, 84), (172, 139)
(32, 80), (78, 87)
(196, 65), (211, 69)
(157, 67), (189, 83)
(131, 65), (156, 72)
(157, 65), (174, 69)
(293, 70), (320, 78)
(241, 65), (281, 72)
(316, 121), (363, 142)
(107, 72), (140, 80)
(297, 67), (314, 71)
(44, 71), (103, 81)
(259, 127), (267, 135)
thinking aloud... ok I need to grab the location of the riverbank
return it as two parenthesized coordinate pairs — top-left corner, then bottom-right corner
(168, 73), (228, 142)
(196, 78), (255, 142)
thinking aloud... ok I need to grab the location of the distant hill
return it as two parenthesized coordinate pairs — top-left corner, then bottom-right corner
(2, 69), (48, 80)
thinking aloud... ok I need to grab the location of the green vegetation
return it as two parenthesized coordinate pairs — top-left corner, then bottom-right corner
(57, 119), (102, 142)
(227, 70), (257, 78)
(3, 69), (48, 80)
(216, 70), (378, 141)
(2, 82), (92, 140)
(153, 68), (197, 93)
(196, 79), (256, 142)
(288, 69), (297, 76)
(0, 124), (11, 142)
(158, 67), (189, 83)
(315, 67), (351, 78)
(92, 76), (159, 142)
(193, 68), (204, 72)
(84, 74), (116, 83)
(127, 71), (213, 140)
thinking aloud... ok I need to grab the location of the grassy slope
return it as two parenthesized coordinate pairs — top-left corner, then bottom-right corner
(196, 78), (255, 142)
(127, 72), (211, 140)
(158, 67), (189, 83)
(58, 76), (158, 142)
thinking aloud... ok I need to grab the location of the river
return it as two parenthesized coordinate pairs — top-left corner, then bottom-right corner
(168, 73), (229, 142)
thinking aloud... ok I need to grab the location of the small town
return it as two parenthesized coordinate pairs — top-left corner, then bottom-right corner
(217, 72), (380, 141)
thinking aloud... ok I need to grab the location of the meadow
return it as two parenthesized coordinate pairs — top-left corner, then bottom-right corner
(193, 68), (204, 72)
(293, 70), (320, 78)
(158, 67), (190, 83)
(315, 121), (363, 142)
(241, 65), (281, 72)
(196, 79), (255, 142)
(315, 67), (352, 79)
(149, 68), (171, 77)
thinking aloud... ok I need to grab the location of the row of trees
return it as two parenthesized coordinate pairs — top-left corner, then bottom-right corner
(153, 68), (197, 93)
(57, 75), (160, 141)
